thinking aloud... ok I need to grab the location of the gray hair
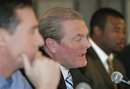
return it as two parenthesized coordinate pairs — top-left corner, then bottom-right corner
(39, 7), (84, 43)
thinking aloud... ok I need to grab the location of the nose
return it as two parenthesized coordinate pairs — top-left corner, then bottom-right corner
(119, 30), (126, 42)
(84, 38), (91, 49)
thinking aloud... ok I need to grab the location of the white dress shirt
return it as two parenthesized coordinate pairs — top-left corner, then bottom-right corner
(59, 65), (69, 80)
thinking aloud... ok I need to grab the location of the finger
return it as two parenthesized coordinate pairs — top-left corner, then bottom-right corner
(22, 54), (31, 74)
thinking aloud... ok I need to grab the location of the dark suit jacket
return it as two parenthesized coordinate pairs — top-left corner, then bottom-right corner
(116, 45), (130, 79)
(58, 68), (92, 89)
(80, 47), (127, 89)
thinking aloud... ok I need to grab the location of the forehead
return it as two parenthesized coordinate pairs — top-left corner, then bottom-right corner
(15, 6), (38, 29)
(106, 16), (125, 26)
(62, 20), (88, 37)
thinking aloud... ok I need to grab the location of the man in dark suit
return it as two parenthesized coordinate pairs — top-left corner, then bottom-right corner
(39, 7), (92, 89)
(80, 8), (127, 89)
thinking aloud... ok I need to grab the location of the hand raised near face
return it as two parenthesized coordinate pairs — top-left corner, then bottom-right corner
(22, 52), (60, 89)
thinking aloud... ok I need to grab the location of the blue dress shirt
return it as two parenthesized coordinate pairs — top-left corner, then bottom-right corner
(0, 70), (32, 89)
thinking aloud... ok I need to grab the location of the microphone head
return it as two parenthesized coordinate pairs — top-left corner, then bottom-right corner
(75, 82), (92, 89)
(111, 71), (123, 83)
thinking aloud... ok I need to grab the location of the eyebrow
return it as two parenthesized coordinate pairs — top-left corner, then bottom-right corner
(77, 34), (83, 37)
(77, 33), (88, 37)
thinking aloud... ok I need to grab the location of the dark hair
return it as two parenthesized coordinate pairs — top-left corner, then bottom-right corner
(89, 8), (124, 36)
(39, 7), (84, 43)
(0, 0), (32, 34)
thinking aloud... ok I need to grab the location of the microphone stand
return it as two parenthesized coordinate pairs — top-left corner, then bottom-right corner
(120, 80), (130, 87)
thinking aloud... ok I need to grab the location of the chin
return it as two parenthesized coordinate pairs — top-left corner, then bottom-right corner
(115, 48), (123, 53)
(78, 61), (87, 68)
(81, 62), (87, 67)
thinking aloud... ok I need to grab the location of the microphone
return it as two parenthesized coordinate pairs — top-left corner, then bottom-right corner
(75, 82), (92, 89)
(111, 71), (130, 87)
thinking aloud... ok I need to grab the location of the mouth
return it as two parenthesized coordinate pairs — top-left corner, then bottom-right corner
(118, 43), (125, 48)
(80, 53), (86, 57)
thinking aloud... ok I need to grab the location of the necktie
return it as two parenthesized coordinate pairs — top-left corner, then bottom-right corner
(107, 54), (118, 89)
(65, 71), (74, 89)
(107, 54), (114, 75)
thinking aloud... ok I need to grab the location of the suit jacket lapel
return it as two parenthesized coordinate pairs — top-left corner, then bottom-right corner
(58, 72), (66, 89)
(88, 47), (113, 86)
(70, 69), (79, 87)
(70, 68), (91, 88)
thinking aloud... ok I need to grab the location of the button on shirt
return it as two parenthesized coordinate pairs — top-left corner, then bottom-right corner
(0, 70), (32, 89)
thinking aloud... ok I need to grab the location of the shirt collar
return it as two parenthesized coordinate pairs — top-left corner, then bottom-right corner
(0, 74), (12, 88)
(88, 38), (114, 72)
(0, 75), (7, 88)
(88, 37), (108, 63)
(59, 65), (69, 80)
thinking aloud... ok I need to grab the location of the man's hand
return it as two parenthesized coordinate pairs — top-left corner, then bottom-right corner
(22, 52), (60, 89)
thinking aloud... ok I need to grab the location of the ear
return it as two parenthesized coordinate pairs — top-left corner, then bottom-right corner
(45, 38), (59, 53)
(0, 29), (9, 47)
(92, 26), (103, 38)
